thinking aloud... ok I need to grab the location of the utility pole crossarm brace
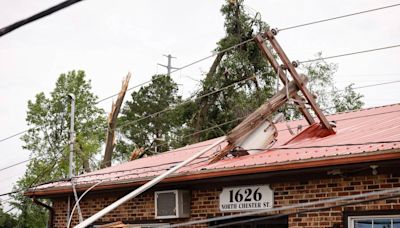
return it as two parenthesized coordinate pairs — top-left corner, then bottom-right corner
(260, 29), (334, 131)
(254, 35), (315, 126)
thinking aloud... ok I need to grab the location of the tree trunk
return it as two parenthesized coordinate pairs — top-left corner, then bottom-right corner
(192, 52), (225, 142)
(101, 73), (131, 168)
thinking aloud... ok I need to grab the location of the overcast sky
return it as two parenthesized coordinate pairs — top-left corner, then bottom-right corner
(1, 0), (399, 206)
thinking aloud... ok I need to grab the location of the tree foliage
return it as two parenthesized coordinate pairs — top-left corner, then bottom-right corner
(118, 0), (365, 157)
(189, 0), (275, 142)
(14, 70), (105, 227)
(0, 205), (18, 227)
(117, 75), (187, 160)
(333, 83), (364, 112)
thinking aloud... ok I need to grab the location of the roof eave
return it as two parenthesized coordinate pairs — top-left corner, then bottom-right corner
(25, 148), (400, 198)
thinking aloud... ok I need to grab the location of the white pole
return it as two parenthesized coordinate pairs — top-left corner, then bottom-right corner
(75, 136), (226, 228)
(68, 94), (75, 178)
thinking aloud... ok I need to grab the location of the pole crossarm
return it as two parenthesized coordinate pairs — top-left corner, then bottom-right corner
(254, 35), (315, 125)
(261, 30), (334, 131)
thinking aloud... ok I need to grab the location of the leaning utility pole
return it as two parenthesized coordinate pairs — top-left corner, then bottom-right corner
(157, 54), (179, 76)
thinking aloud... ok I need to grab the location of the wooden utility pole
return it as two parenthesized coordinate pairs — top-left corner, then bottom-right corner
(101, 73), (131, 168)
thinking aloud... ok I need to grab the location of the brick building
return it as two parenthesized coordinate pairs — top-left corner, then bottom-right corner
(26, 104), (400, 228)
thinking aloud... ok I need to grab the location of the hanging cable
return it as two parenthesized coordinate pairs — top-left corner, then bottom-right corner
(279, 3), (400, 31)
(166, 187), (400, 227)
(0, 0), (85, 37)
(300, 44), (400, 64)
(2, 41), (400, 144)
(208, 193), (400, 228)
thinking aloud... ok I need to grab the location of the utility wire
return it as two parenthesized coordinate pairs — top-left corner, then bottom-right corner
(95, 37), (255, 104)
(0, 129), (28, 143)
(279, 3), (400, 31)
(166, 187), (400, 227)
(117, 75), (256, 130)
(0, 0), (84, 37)
(116, 46), (400, 131)
(300, 44), (400, 64)
(5, 109), (400, 196)
(0, 145), (69, 197)
(351, 80), (400, 90)
(73, 107), (400, 177)
(2, 82), (400, 174)
(0, 39), (400, 142)
(0, 159), (30, 172)
(208, 193), (400, 228)
(50, 139), (400, 184)
(2, 1), (400, 142)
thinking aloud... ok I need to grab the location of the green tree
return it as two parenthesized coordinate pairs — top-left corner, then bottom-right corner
(188, 1), (364, 141)
(301, 53), (363, 114)
(117, 75), (186, 160)
(0, 205), (18, 227)
(118, 0), (364, 158)
(333, 83), (364, 112)
(14, 70), (105, 227)
(189, 0), (275, 142)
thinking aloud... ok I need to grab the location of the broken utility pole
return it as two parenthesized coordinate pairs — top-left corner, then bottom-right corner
(101, 73), (131, 168)
(209, 75), (307, 164)
(259, 29), (334, 131)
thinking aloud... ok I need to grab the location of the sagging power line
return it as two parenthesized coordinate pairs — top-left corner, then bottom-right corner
(0, 0), (85, 37)
(279, 2), (400, 31)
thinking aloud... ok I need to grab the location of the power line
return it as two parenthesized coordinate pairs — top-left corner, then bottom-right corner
(117, 75), (256, 130)
(0, 159), (30, 172)
(60, 108), (400, 181)
(300, 44), (400, 64)
(2, 79), (399, 173)
(5, 108), (400, 196)
(0, 145), (69, 197)
(2, 40), (400, 144)
(115, 55), (400, 131)
(352, 80), (400, 90)
(0, 129), (28, 143)
(95, 37), (255, 105)
(167, 187), (400, 227)
(62, 139), (400, 183)
(208, 193), (400, 228)
(2, 2), (399, 143)
(279, 3), (400, 31)
(0, 0), (85, 37)
(78, 107), (400, 174)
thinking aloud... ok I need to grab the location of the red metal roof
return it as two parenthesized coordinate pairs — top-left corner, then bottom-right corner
(28, 103), (400, 196)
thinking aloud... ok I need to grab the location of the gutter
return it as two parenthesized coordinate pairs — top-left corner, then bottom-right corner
(26, 148), (400, 197)
(33, 197), (54, 228)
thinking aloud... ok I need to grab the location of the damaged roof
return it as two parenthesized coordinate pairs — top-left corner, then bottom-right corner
(26, 103), (400, 197)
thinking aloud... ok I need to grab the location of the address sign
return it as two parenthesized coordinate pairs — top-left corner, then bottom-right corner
(219, 185), (274, 212)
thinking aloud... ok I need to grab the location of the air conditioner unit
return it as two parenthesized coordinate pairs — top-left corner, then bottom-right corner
(155, 190), (190, 219)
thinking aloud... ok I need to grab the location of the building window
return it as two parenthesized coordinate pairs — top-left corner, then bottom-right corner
(348, 215), (400, 228)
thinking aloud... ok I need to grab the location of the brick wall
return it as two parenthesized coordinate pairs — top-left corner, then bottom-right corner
(52, 173), (400, 228)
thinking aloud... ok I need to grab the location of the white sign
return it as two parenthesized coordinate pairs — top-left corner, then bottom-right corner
(219, 185), (274, 212)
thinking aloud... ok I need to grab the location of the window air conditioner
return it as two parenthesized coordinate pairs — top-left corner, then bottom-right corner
(155, 190), (190, 219)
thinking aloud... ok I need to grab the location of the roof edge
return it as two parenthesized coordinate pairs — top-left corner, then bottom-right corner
(25, 148), (400, 198)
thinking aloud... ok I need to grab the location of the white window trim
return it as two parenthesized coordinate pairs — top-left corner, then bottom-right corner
(348, 214), (400, 228)
(155, 190), (179, 219)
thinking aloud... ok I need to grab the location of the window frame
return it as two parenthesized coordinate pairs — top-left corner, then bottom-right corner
(348, 215), (400, 228)
(344, 210), (400, 228)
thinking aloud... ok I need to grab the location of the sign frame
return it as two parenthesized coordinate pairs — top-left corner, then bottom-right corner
(219, 185), (274, 212)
